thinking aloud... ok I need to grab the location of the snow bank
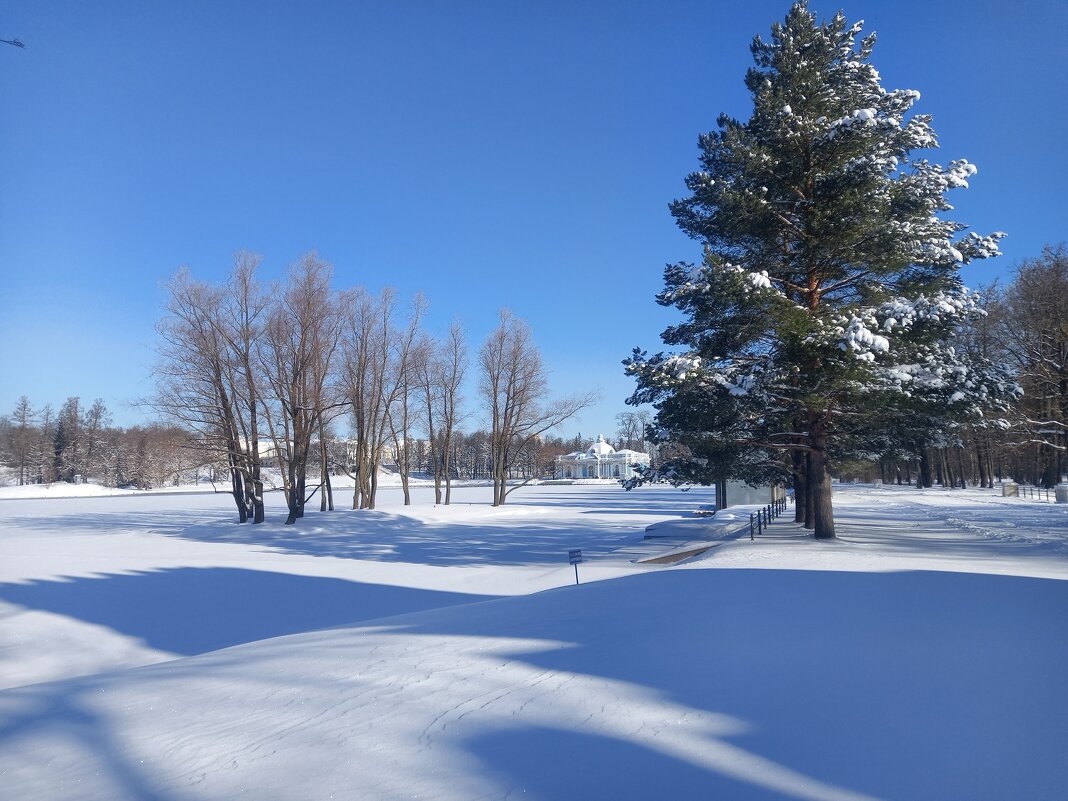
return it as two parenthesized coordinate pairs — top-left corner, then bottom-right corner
(0, 483), (139, 499)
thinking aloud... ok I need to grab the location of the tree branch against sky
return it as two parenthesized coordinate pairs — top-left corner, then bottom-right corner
(480, 310), (596, 506)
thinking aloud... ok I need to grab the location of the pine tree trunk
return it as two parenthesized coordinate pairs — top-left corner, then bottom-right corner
(804, 451), (815, 529)
(809, 422), (835, 539)
(918, 448), (932, 489)
(792, 449), (806, 524)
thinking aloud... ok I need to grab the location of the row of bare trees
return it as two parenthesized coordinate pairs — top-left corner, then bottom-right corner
(996, 245), (1068, 486)
(154, 253), (593, 524)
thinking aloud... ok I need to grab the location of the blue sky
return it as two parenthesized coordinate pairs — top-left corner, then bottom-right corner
(2, 0), (1065, 437)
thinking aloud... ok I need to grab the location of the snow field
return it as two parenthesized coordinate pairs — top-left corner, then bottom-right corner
(0, 483), (1066, 800)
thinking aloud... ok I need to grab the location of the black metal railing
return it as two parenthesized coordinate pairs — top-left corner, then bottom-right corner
(750, 496), (789, 540)
(1013, 485), (1054, 502)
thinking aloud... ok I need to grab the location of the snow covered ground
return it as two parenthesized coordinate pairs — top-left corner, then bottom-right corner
(0, 482), (212, 500)
(0, 483), (1065, 800)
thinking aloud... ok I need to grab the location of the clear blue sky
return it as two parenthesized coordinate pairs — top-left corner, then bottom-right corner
(2, 0), (1065, 437)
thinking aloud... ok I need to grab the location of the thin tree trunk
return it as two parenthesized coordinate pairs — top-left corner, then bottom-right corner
(369, 459), (379, 510)
(443, 437), (455, 505)
(232, 465), (248, 523)
(320, 432), (330, 512)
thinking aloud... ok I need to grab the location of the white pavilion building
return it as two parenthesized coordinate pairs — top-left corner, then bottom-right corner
(554, 435), (650, 480)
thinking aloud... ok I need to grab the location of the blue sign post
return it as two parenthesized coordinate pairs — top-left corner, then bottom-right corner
(568, 549), (582, 585)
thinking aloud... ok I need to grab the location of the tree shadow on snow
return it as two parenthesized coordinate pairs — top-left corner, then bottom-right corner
(465, 725), (795, 801)
(0, 679), (188, 801)
(402, 568), (1068, 800)
(0, 569), (1064, 800)
(0, 567), (495, 655)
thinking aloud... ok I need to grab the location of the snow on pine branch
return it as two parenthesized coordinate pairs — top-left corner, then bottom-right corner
(807, 288), (983, 362)
(659, 262), (781, 307)
(627, 352), (762, 398)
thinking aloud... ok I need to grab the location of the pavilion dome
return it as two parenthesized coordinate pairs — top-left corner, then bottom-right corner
(586, 434), (615, 456)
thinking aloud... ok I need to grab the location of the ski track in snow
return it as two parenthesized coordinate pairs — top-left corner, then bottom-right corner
(865, 485), (1068, 553)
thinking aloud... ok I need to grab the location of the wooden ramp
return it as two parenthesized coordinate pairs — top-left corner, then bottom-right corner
(635, 541), (722, 565)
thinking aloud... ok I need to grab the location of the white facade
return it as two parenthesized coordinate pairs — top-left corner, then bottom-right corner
(554, 435), (650, 480)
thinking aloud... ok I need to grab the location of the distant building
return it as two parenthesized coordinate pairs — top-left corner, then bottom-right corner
(554, 435), (650, 480)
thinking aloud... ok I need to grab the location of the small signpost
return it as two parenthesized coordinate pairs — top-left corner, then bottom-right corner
(569, 549), (583, 585)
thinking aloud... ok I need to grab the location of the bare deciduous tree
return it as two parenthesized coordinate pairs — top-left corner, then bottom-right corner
(414, 321), (468, 505)
(155, 256), (268, 522)
(384, 295), (426, 506)
(615, 409), (652, 452)
(413, 336), (444, 503)
(259, 253), (344, 525)
(480, 309), (596, 506)
(340, 288), (424, 510)
(999, 245), (1068, 485)
(437, 321), (468, 504)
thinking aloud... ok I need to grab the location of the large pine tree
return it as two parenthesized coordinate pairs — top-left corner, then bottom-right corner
(627, 2), (1006, 537)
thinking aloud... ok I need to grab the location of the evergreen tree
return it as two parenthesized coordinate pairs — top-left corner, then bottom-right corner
(53, 397), (82, 482)
(6, 396), (36, 485)
(626, 2), (1005, 537)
